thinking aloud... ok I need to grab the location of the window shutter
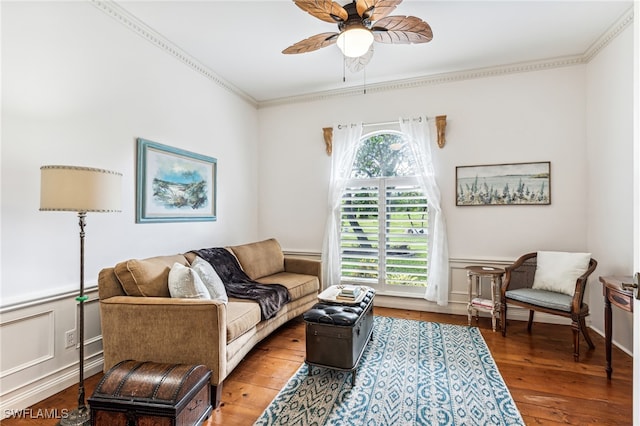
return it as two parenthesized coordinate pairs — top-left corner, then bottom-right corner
(340, 183), (380, 285)
(340, 177), (428, 288)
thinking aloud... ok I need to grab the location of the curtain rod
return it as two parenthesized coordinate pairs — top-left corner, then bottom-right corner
(362, 120), (401, 128)
(327, 115), (448, 154)
(337, 119), (415, 130)
(346, 116), (440, 129)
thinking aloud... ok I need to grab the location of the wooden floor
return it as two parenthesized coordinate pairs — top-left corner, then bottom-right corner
(2, 307), (633, 425)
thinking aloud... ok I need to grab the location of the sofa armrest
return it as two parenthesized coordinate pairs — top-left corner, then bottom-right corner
(99, 296), (227, 385)
(284, 256), (322, 281)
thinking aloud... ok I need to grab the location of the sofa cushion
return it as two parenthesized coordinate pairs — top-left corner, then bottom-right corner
(168, 263), (211, 299)
(191, 256), (228, 304)
(229, 238), (285, 280)
(114, 255), (189, 297)
(226, 299), (261, 343)
(256, 272), (319, 301)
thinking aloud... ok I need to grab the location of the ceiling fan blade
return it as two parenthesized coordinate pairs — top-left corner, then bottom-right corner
(293, 0), (348, 23)
(282, 32), (339, 54)
(372, 16), (433, 44)
(345, 45), (374, 73)
(355, 0), (402, 21)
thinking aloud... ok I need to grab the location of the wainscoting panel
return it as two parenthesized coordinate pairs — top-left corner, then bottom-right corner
(0, 310), (55, 378)
(0, 288), (103, 419)
(83, 298), (102, 347)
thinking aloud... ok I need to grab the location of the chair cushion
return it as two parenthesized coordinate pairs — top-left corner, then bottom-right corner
(531, 251), (591, 296)
(505, 288), (572, 312)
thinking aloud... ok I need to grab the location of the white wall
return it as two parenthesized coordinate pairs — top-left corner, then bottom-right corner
(586, 24), (635, 349)
(258, 67), (590, 258)
(258, 43), (634, 349)
(1, 1), (260, 306)
(0, 1), (259, 415)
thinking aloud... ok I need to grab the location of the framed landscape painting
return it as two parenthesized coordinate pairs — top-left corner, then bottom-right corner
(136, 138), (217, 223)
(456, 161), (550, 206)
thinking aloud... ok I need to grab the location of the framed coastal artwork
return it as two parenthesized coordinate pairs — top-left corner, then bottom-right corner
(136, 138), (217, 223)
(456, 161), (550, 206)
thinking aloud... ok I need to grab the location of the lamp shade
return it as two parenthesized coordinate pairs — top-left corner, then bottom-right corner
(337, 27), (374, 58)
(40, 165), (122, 212)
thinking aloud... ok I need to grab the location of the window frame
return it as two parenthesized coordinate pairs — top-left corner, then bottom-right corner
(338, 131), (429, 297)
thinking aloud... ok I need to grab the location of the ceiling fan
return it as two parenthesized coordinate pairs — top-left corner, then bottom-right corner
(282, 0), (433, 64)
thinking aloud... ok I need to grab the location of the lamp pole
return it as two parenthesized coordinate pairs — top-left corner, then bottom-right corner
(76, 212), (88, 417)
(39, 165), (121, 426)
(59, 212), (90, 426)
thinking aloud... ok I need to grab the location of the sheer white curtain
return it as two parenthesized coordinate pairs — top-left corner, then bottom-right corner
(400, 117), (450, 305)
(321, 123), (363, 289)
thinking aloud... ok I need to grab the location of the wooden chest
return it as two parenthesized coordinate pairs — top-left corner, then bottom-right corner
(89, 360), (212, 426)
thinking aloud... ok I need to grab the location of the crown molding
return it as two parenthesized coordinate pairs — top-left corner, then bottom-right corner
(90, 0), (258, 107)
(583, 6), (634, 62)
(257, 55), (587, 108)
(257, 7), (634, 109)
(89, 0), (633, 111)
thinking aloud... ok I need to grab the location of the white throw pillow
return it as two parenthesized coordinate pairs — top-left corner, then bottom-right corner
(168, 262), (211, 299)
(191, 256), (228, 304)
(531, 251), (591, 296)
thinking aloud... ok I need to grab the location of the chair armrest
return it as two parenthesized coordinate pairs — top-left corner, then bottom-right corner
(571, 258), (598, 311)
(99, 296), (227, 385)
(284, 256), (322, 282)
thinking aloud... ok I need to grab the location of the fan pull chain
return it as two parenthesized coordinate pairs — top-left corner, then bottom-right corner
(343, 56), (346, 82)
(363, 67), (367, 94)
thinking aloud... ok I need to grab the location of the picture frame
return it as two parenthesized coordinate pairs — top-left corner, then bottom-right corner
(136, 138), (217, 223)
(456, 161), (550, 206)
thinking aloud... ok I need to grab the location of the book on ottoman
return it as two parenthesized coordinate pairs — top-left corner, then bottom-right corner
(88, 360), (212, 426)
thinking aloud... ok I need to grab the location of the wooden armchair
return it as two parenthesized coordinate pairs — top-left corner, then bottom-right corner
(500, 252), (598, 361)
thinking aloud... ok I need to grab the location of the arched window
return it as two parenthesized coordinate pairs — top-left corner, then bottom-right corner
(339, 131), (428, 293)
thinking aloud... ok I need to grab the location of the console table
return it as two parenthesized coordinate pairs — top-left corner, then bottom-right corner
(599, 275), (634, 380)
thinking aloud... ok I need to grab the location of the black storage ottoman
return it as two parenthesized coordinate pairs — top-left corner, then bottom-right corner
(303, 288), (375, 385)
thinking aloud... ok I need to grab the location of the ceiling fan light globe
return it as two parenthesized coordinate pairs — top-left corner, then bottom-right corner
(337, 28), (374, 58)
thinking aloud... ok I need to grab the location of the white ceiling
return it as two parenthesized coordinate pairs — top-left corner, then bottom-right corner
(113, 0), (633, 103)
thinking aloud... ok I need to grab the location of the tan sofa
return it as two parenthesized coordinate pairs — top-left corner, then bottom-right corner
(97, 238), (321, 407)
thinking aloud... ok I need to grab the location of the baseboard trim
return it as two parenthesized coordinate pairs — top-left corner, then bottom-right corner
(373, 294), (572, 324)
(0, 356), (103, 420)
(589, 326), (633, 357)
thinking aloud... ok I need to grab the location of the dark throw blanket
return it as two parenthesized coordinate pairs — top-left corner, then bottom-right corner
(192, 247), (290, 320)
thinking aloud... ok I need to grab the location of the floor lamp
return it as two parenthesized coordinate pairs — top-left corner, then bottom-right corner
(40, 165), (122, 426)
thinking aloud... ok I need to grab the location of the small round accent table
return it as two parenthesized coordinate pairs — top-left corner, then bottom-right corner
(466, 266), (505, 332)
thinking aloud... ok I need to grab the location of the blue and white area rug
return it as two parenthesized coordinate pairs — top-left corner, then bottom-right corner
(255, 316), (524, 425)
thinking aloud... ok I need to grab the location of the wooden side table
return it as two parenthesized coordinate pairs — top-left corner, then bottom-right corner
(599, 275), (634, 380)
(466, 266), (505, 332)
